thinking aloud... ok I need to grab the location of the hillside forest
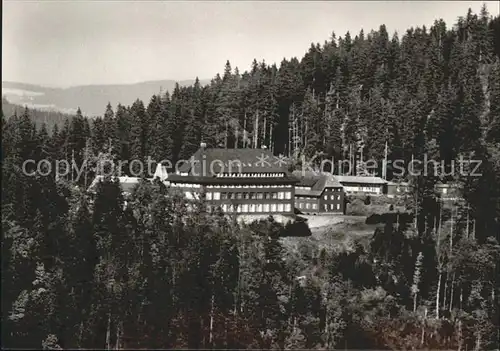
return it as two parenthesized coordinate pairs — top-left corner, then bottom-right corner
(2, 5), (500, 350)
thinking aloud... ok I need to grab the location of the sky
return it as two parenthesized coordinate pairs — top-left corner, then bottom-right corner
(2, 1), (499, 88)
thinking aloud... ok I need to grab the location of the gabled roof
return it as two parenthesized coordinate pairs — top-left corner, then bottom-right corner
(166, 174), (298, 185)
(335, 175), (387, 185)
(153, 163), (168, 181)
(177, 147), (290, 175)
(323, 174), (343, 188)
(292, 171), (343, 197)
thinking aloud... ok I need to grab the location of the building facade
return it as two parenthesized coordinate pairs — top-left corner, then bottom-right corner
(166, 145), (298, 215)
(87, 175), (142, 196)
(387, 181), (412, 197)
(435, 183), (463, 201)
(292, 171), (344, 214)
(335, 175), (387, 195)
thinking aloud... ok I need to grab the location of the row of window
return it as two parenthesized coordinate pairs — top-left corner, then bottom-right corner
(298, 202), (341, 211)
(324, 194), (341, 201)
(170, 182), (201, 188)
(170, 182), (293, 189)
(209, 203), (292, 213)
(216, 172), (284, 178)
(206, 191), (292, 200)
(206, 184), (292, 189)
(298, 202), (318, 210)
(296, 186), (341, 192)
(344, 186), (381, 193)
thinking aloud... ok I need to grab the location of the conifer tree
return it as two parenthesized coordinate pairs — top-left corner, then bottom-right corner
(129, 99), (148, 175)
(102, 102), (118, 156)
(486, 59), (500, 143)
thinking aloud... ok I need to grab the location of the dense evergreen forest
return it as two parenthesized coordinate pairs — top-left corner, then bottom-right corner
(2, 6), (500, 350)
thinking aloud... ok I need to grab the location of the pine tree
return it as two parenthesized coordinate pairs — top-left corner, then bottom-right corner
(179, 78), (203, 160)
(301, 88), (323, 159)
(90, 177), (129, 349)
(129, 99), (148, 176)
(146, 95), (164, 162)
(102, 102), (118, 156)
(115, 104), (132, 174)
(486, 59), (500, 143)
(324, 84), (343, 162)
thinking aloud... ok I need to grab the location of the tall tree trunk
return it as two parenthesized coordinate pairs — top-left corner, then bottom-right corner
(209, 294), (215, 346)
(254, 110), (259, 149)
(225, 119), (228, 149)
(436, 200), (443, 319)
(269, 123), (273, 153)
(457, 319), (463, 351)
(436, 272), (442, 319)
(459, 287), (463, 310)
(449, 204), (454, 254)
(466, 204), (470, 238)
(472, 219), (476, 240)
(324, 307), (330, 349)
(106, 313), (111, 350)
(115, 321), (122, 350)
(420, 307), (427, 346)
(243, 111), (247, 148)
(263, 115), (267, 148)
(474, 330), (482, 351)
(449, 273), (455, 312)
(78, 320), (84, 347)
(304, 119), (309, 149)
(235, 125), (239, 149)
(443, 275), (448, 312)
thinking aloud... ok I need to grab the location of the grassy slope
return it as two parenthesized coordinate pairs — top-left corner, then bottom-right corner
(281, 215), (380, 253)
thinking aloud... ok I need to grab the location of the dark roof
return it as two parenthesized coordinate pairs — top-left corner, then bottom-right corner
(336, 175), (387, 185)
(296, 178), (317, 187)
(177, 147), (290, 175)
(292, 171), (343, 197)
(167, 174), (298, 185)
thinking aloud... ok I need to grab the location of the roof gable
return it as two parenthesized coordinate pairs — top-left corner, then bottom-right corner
(292, 171), (343, 197)
(336, 175), (387, 184)
(177, 148), (290, 175)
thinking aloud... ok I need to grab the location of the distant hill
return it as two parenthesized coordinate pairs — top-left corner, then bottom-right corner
(2, 98), (76, 133)
(2, 79), (210, 117)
